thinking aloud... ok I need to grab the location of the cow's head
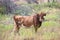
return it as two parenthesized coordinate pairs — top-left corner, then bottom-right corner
(37, 12), (46, 22)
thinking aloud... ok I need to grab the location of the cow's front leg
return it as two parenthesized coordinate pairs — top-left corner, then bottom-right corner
(34, 25), (40, 33)
(34, 26), (38, 33)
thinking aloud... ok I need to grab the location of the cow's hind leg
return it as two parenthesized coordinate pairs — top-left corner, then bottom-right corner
(13, 22), (21, 35)
(16, 25), (20, 33)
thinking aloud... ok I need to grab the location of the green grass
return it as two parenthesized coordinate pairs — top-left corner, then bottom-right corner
(0, 24), (13, 31)
(0, 14), (9, 20)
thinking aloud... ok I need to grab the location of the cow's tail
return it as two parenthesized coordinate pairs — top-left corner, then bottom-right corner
(13, 15), (17, 23)
(13, 15), (15, 20)
(13, 15), (17, 20)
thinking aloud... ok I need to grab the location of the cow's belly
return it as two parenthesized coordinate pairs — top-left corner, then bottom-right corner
(23, 16), (33, 27)
(23, 20), (33, 27)
(23, 22), (33, 27)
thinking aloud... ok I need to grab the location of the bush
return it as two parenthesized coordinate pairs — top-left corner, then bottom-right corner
(0, 4), (6, 14)
(45, 2), (60, 8)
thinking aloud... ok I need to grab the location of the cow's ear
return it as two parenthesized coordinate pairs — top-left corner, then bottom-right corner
(40, 12), (43, 14)
(42, 13), (46, 17)
(36, 13), (39, 17)
(44, 13), (46, 16)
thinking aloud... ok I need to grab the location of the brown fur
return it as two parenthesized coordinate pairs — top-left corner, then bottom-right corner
(13, 12), (46, 34)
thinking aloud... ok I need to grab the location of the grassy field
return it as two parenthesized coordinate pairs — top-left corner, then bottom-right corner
(0, 6), (60, 40)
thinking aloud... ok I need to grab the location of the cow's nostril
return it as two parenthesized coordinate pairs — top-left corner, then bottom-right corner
(18, 22), (21, 23)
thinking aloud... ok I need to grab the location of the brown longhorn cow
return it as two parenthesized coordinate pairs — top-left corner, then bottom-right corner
(13, 12), (46, 34)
